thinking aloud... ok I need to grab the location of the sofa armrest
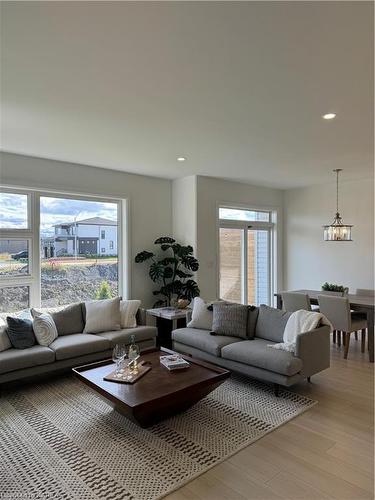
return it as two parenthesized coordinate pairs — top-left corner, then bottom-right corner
(295, 325), (330, 377)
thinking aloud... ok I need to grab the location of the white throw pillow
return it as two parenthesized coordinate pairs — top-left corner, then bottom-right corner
(0, 318), (11, 352)
(84, 297), (121, 334)
(31, 310), (58, 346)
(120, 300), (141, 328)
(187, 297), (214, 330)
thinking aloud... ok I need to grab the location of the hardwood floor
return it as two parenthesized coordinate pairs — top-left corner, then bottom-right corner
(166, 337), (374, 500)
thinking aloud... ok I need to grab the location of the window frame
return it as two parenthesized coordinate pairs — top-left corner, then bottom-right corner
(217, 204), (276, 306)
(0, 188), (32, 231)
(0, 186), (128, 310)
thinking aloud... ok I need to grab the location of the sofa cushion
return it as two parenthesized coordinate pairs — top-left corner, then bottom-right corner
(221, 338), (303, 376)
(83, 298), (121, 334)
(255, 305), (291, 343)
(211, 303), (249, 339)
(31, 310), (58, 346)
(52, 303), (84, 336)
(49, 333), (111, 361)
(172, 327), (243, 356)
(97, 326), (157, 347)
(0, 345), (55, 374)
(120, 300), (141, 328)
(6, 316), (36, 349)
(32, 303), (84, 336)
(0, 319), (11, 352)
(187, 297), (214, 330)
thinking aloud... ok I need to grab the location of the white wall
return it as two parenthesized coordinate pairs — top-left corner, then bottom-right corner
(172, 176), (197, 249)
(195, 176), (284, 300)
(284, 178), (374, 292)
(0, 152), (172, 306)
(2, 152), (372, 306)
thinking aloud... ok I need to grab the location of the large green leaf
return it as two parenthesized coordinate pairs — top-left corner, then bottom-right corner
(163, 266), (174, 279)
(180, 280), (200, 300)
(175, 269), (193, 279)
(164, 280), (183, 294)
(181, 255), (199, 272)
(159, 257), (178, 266)
(149, 262), (164, 282)
(177, 245), (194, 257)
(171, 243), (181, 255)
(135, 251), (154, 263)
(155, 236), (175, 245)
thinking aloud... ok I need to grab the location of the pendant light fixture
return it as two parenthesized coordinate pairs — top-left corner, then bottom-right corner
(323, 169), (353, 241)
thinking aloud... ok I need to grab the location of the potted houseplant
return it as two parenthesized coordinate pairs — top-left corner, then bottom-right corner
(135, 237), (200, 308)
(321, 282), (349, 295)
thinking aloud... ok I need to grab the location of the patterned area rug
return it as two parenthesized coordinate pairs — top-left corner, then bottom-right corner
(1, 375), (316, 500)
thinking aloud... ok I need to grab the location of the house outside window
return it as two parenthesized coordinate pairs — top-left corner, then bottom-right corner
(0, 189), (123, 311)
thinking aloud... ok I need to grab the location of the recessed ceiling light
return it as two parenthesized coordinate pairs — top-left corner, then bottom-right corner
(322, 113), (336, 120)
(177, 156), (186, 162)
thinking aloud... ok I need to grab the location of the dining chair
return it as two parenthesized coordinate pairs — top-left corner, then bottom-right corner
(281, 292), (312, 312)
(318, 295), (368, 359)
(353, 289), (373, 345)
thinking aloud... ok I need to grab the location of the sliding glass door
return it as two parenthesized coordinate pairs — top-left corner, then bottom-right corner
(219, 208), (274, 306)
(247, 228), (270, 306)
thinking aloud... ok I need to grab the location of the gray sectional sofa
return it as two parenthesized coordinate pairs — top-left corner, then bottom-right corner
(172, 304), (330, 392)
(0, 306), (157, 385)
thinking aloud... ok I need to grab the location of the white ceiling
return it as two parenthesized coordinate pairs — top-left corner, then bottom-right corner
(1, 1), (373, 189)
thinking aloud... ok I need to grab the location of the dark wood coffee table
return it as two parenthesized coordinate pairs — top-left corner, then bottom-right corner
(73, 348), (230, 427)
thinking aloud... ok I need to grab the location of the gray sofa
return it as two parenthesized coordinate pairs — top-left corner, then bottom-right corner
(172, 304), (330, 393)
(0, 306), (157, 385)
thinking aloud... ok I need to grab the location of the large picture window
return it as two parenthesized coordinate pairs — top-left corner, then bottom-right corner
(218, 206), (275, 306)
(0, 188), (123, 312)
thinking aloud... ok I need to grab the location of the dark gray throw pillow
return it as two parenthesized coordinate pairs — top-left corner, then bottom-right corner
(211, 303), (249, 339)
(51, 303), (84, 336)
(6, 316), (36, 349)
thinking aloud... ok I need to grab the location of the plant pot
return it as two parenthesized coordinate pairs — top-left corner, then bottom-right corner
(321, 289), (348, 297)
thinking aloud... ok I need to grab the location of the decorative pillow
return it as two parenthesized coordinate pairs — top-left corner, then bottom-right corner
(6, 316), (36, 349)
(51, 303), (84, 336)
(211, 303), (249, 339)
(120, 300), (141, 328)
(246, 305), (259, 339)
(187, 297), (214, 330)
(31, 310), (58, 346)
(255, 305), (291, 343)
(0, 319), (11, 352)
(83, 297), (121, 334)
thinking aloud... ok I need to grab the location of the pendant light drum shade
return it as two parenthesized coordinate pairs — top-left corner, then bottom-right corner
(323, 214), (353, 241)
(323, 169), (353, 241)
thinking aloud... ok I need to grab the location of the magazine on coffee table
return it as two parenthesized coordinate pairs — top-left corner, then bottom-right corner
(160, 354), (190, 371)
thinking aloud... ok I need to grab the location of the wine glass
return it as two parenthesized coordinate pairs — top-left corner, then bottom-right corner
(121, 351), (133, 381)
(112, 344), (124, 376)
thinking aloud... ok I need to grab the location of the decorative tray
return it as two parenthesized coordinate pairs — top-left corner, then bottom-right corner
(103, 361), (152, 384)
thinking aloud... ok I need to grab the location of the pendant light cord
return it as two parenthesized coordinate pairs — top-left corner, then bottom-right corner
(333, 168), (342, 214)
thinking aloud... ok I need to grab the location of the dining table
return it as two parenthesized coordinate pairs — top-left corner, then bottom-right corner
(275, 289), (374, 363)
